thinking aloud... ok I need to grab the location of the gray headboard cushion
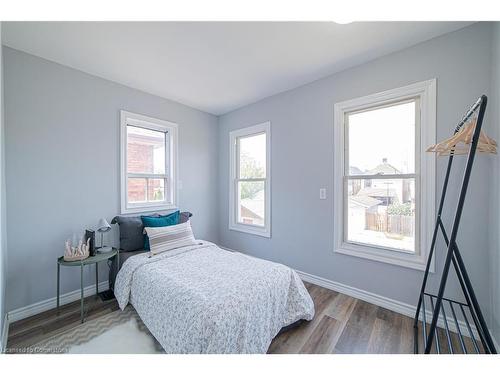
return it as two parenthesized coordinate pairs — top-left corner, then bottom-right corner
(179, 211), (193, 224)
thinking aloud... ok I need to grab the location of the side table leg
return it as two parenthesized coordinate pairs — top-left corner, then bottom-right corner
(115, 250), (120, 291)
(95, 263), (98, 297)
(80, 263), (84, 323)
(56, 263), (60, 313)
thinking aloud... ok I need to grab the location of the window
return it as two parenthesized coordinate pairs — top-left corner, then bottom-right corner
(229, 122), (271, 237)
(334, 80), (436, 270)
(120, 111), (178, 214)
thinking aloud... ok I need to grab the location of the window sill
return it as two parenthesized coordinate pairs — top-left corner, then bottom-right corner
(334, 242), (433, 272)
(121, 203), (178, 215)
(229, 223), (271, 238)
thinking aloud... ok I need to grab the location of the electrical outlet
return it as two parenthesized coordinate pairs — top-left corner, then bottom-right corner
(319, 188), (327, 200)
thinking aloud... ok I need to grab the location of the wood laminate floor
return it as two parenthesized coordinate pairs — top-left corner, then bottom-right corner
(6, 282), (481, 354)
(269, 282), (481, 354)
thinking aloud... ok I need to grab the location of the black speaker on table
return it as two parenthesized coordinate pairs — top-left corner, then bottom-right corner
(85, 229), (96, 256)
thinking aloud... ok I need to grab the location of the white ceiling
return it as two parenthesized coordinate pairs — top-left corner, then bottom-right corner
(2, 22), (473, 115)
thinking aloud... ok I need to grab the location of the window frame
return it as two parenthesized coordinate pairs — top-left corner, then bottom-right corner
(333, 80), (436, 271)
(229, 122), (271, 238)
(120, 110), (178, 214)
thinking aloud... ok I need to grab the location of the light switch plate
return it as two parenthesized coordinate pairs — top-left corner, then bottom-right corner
(319, 188), (327, 200)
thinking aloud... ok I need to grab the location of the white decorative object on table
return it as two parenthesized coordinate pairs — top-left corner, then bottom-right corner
(64, 236), (91, 261)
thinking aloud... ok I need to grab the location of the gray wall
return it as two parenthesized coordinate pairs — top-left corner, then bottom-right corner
(0, 22), (6, 343)
(218, 23), (494, 318)
(489, 23), (500, 346)
(3, 47), (219, 312)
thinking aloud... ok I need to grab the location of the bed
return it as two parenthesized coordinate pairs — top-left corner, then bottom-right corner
(114, 241), (314, 354)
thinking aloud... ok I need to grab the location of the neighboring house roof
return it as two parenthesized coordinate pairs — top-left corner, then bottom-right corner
(240, 206), (262, 220)
(349, 195), (382, 208)
(357, 187), (397, 198)
(240, 189), (265, 219)
(349, 166), (364, 176)
(366, 159), (401, 175)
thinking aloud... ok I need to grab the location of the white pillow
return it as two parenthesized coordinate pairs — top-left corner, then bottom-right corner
(144, 221), (198, 255)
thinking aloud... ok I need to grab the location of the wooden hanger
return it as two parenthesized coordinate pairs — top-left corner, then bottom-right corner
(427, 118), (497, 156)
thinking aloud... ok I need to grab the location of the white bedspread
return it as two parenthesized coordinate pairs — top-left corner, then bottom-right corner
(114, 241), (314, 353)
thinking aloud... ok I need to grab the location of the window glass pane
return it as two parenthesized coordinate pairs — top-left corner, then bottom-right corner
(127, 178), (147, 203)
(148, 178), (166, 202)
(238, 181), (265, 226)
(239, 133), (266, 179)
(347, 177), (415, 252)
(127, 125), (166, 174)
(347, 101), (416, 175)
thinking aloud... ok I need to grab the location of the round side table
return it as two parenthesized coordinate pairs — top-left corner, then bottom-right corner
(57, 248), (119, 323)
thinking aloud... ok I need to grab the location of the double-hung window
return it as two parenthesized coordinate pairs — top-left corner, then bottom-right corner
(334, 80), (436, 270)
(229, 122), (271, 237)
(120, 111), (178, 214)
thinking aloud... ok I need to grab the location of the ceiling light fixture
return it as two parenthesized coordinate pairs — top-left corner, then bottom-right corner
(333, 20), (354, 25)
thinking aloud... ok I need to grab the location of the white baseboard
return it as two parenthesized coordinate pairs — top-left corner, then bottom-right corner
(1, 313), (8, 353)
(295, 269), (481, 340)
(7, 280), (109, 323)
(219, 246), (236, 252)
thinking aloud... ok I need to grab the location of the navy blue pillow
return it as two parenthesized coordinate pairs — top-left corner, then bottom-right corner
(141, 211), (180, 250)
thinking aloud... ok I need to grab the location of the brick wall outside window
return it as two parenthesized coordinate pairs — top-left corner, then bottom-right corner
(127, 142), (164, 202)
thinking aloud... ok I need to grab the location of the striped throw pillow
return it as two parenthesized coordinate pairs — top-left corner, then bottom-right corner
(144, 221), (198, 255)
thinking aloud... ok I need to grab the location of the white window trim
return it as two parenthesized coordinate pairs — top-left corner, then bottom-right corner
(333, 80), (436, 271)
(120, 110), (178, 214)
(229, 122), (271, 238)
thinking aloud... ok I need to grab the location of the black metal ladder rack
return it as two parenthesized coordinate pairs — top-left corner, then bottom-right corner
(413, 95), (497, 354)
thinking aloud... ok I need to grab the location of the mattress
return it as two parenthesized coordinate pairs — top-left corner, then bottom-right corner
(109, 249), (148, 291)
(114, 241), (314, 353)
